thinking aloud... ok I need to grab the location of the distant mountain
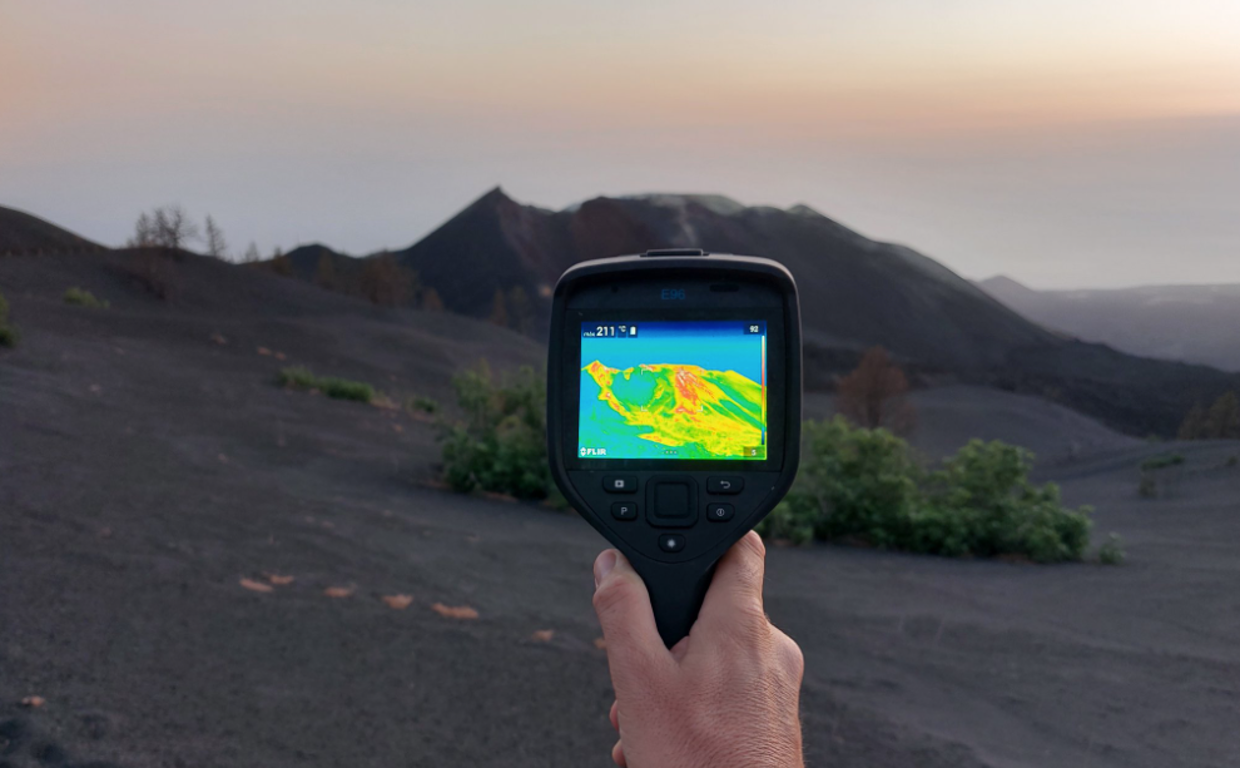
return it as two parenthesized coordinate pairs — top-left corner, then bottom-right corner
(284, 243), (359, 283)
(979, 276), (1240, 372)
(0, 205), (102, 254)
(392, 187), (1051, 369)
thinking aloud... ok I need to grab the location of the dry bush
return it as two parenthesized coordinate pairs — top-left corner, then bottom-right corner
(359, 253), (416, 306)
(835, 346), (916, 434)
(123, 248), (180, 300)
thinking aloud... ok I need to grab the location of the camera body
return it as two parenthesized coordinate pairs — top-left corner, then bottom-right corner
(547, 249), (802, 645)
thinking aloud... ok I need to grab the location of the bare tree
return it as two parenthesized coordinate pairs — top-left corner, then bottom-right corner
(152, 205), (199, 251)
(127, 212), (158, 248)
(203, 215), (228, 259)
(242, 242), (261, 263)
(835, 346), (916, 434)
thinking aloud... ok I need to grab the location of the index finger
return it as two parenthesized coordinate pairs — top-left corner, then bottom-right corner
(693, 531), (768, 636)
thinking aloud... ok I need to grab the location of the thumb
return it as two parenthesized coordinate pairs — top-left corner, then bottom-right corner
(593, 550), (671, 687)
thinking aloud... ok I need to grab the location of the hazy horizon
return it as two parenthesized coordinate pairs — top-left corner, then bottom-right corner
(3, 0), (1238, 290)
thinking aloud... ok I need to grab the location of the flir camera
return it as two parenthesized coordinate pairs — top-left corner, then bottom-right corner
(547, 249), (802, 645)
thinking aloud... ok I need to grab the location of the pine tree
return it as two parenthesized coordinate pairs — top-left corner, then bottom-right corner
(204, 215), (228, 259)
(1178, 403), (1207, 440)
(1205, 391), (1240, 439)
(421, 287), (445, 311)
(314, 251), (337, 290)
(489, 288), (509, 328)
(508, 286), (534, 335)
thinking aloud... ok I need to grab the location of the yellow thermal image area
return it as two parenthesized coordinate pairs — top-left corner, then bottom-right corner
(582, 360), (765, 459)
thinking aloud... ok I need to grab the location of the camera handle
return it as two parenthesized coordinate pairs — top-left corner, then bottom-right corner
(630, 555), (718, 647)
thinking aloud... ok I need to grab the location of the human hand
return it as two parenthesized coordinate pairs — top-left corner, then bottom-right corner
(592, 532), (804, 768)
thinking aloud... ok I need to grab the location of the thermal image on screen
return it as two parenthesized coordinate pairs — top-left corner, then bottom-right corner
(578, 321), (767, 460)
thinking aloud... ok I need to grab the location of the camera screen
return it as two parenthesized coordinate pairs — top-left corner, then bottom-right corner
(578, 320), (767, 460)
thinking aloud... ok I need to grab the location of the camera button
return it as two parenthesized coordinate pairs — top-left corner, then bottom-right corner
(658, 533), (686, 553)
(707, 476), (744, 494)
(603, 476), (638, 493)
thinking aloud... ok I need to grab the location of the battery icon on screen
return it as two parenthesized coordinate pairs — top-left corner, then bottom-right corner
(629, 326), (637, 336)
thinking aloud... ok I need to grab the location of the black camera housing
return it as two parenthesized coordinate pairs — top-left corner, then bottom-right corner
(547, 249), (802, 645)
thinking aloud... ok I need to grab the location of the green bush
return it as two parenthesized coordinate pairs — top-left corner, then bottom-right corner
(277, 366), (374, 403)
(406, 395), (440, 414)
(63, 287), (109, 308)
(438, 362), (550, 500)
(1098, 533), (1125, 565)
(758, 417), (1094, 563)
(278, 366), (318, 389)
(1140, 453), (1184, 472)
(1137, 472), (1158, 498)
(318, 377), (375, 402)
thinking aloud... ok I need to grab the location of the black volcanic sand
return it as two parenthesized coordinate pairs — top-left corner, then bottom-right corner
(2, 253), (1239, 768)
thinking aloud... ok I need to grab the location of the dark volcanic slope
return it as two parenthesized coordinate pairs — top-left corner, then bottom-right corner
(397, 189), (1049, 370)
(389, 189), (1240, 437)
(0, 205), (102, 254)
(2, 252), (1237, 768)
(979, 275), (1240, 372)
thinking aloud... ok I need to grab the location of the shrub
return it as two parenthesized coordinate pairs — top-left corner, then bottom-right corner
(1140, 453), (1184, 472)
(1137, 453), (1185, 498)
(278, 366), (318, 389)
(757, 417), (1094, 563)
(1227, 455), (1238, 468)
(0, 290), (16, 348)
(1098, 533), (1125, 565)
(835, 346), (915, 434)
(123, 248), (179, 299)
(406, 395), (440, 415)
(63, 287), (109, 308)
(1137, 473), (1158, 498)
(318, 377), (374, 402)
(437, 362), (550, 500)
(277, 366), (373, 403)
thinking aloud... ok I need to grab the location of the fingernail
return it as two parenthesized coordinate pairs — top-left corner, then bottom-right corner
(594, 550), (618, 590)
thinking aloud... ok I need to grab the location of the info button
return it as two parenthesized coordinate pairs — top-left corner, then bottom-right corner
(707, 503), (735, 522)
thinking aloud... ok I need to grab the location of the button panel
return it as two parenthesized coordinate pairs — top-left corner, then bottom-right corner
(707, 476), (744, 494)
(706, 502), (735, 522)
(566, 469), (782, 563)
(603, 475), (638, 493)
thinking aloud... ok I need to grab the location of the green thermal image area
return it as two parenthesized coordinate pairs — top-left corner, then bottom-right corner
(583, 360), (765, 458)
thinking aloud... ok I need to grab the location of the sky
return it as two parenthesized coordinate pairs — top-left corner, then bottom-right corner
(2, 0), (1238, 289)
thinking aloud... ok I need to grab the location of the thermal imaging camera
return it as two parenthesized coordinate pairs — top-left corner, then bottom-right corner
(547, 248), (802, 646)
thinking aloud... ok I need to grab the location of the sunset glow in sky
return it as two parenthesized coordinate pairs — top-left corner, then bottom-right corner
(3, 0), (1238, 287)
